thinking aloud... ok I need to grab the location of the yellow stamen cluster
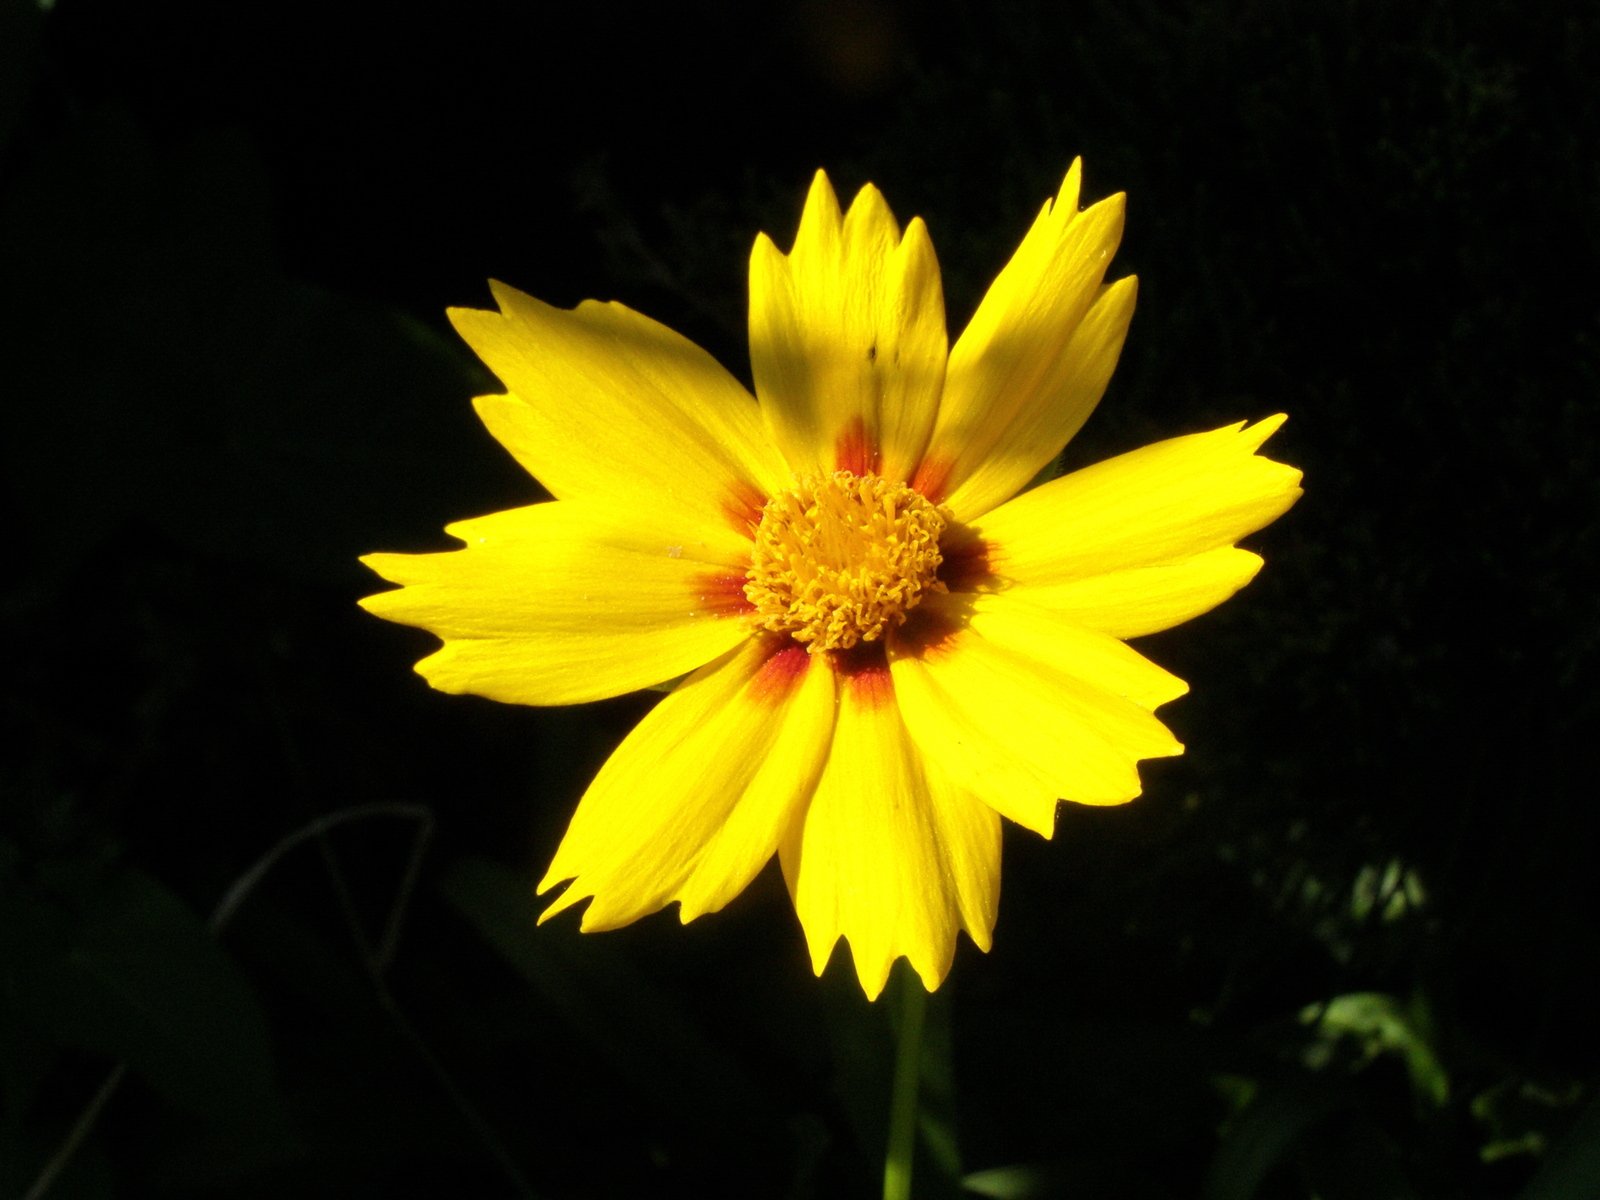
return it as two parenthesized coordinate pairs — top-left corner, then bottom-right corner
(745, 471), (949, 653)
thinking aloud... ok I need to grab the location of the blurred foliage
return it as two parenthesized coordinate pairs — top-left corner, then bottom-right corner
(2, 0), (1596, 1195)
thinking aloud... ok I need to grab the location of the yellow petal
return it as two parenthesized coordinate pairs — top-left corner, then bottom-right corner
(449, 283), (789, 536)
(780, 660), (1000, 999)
(749, 171), (947, 483)
(888, 593), (1184, 837)
(914, 162), (1132, 519)
(971, 416), (1303, 586)
(998, 546), (1266, 638)
(359, 499), (753, 706)
(538, 636), (837, 929)
(949, 592), (1189, 709)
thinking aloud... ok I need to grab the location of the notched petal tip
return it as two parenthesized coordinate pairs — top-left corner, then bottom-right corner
(840, 941), (945, 1003)
(900, 212), (934, 251)
(546, 899), (621, 934)
(1077, 190), (1128, 254)
(356, 551), (392, 577)
(1246, 411), (1291, 447)
(533, 895), (570, 927)
(1052, 158), (1084, 215)
(534, 875), (600, 929)
(808, 937), (900, 1003)
(445, 278), (531, 338)
(842, 179), (898, 235)
(356, 550), (433, 590)
(1011, 796), (1062, 840)
(906, 949), (955, 996)
(486, 277), (534, 314)
(443, 304), (488, 334)
(790, 170), (845, 253)
(749, 230), (788, 276)
(444, 304), (511, 370)
(811, 926), (975, 1002)
(353, 586), (397, 617)
(858, 958), (894, 1002)
(674, 896), (718, 926)
(1240, 413), (1305, 500)
(535, 864), (566, 897)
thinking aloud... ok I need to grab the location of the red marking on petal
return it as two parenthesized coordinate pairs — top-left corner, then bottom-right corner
(748, 639), (810, 704)
(722, 481), (768, 537)
(893, 605), (963, 660)
(696, 572), (757, 616)
(834, 643), (893, 707)
(910, 455), (952, 503)
(834, 416), (877, 476)
(939, 529), (998, 592)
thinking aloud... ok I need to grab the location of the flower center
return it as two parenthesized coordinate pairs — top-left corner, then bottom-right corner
(744, 471), (950, 653)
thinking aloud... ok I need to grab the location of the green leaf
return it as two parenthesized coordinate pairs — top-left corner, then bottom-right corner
(964, 1161), (1057, 1198)
(19, 864), (278, 1124)
(1298, 1115), (1418, 1200)
(1303, 992), (1449, 1108)
(1202, 1080), (1349, 1200)
(1518, 1091), (1600, 1200)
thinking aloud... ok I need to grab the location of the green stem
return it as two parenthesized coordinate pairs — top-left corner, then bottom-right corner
(883, 969), (928, 1200)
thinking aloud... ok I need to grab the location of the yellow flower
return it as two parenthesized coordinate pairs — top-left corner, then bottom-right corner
(360, 164), (1302, 999)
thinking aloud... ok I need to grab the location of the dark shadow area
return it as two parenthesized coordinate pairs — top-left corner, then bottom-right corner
(2, 0), (1595, 1195)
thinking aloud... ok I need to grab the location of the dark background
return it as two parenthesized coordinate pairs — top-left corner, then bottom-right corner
(2, 0), (1596, 1196)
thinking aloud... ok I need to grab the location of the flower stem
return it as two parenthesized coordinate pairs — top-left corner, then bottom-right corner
(883, 967), (928, 1200)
